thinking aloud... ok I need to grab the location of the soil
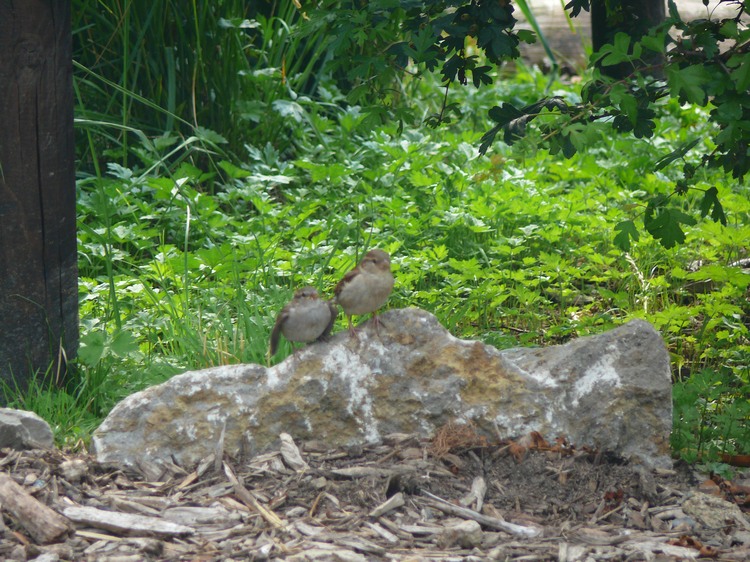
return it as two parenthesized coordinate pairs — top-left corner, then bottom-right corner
(1, 431), (749, 561)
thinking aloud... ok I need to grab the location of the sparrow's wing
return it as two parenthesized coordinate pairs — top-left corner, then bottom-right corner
(334, 268), (359, 299)
(269, 310), (288, 356)
(317, 300), (339, 341)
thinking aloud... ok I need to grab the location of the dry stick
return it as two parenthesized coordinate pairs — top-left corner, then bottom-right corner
(420, 490), (542, 538)
(591, 502), (626, 525)
(309, 491), (326, 518)
(60, 505), (194, 538)
(369, 492), (405, 518)
(222, 462), (285, 530)
(0, 473), (71, 543)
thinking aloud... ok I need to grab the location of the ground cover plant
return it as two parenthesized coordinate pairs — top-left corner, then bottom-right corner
(4, 2), (747, 475)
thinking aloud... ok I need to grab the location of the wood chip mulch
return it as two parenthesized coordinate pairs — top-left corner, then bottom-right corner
(1, 429), (749, 561)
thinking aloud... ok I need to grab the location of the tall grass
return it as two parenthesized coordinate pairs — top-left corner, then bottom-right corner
(73, 0), (332, 165)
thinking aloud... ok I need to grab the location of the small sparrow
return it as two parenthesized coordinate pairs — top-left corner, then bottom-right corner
(334, 249), (394, 336)
(268, 286), (337, 359)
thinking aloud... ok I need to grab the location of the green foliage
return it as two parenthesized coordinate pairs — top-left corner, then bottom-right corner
(475, 0), (748, 249)
(1, 364), (108, 448)
(672, 368), (750, 469)
(613, 220), (639, 252)
(73, 0), (332, 161)
(71, 1), (749, 252)
(298, 0), (749, 251)
(297, 0), (536, 122)
(11, 2), (745, 464)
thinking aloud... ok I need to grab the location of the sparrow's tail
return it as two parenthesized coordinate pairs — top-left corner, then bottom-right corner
(269, 325), (282, 358)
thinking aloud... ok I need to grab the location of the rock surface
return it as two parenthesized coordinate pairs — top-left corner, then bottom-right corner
(0, 408), (55, 450)
(91, 308), (672, 475)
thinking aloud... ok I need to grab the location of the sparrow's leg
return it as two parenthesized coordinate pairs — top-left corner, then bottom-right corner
(346, 315), (360, 339)
(371, 312), (387, 336)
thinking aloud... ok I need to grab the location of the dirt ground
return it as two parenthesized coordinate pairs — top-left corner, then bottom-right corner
(1, 429), (749, 561)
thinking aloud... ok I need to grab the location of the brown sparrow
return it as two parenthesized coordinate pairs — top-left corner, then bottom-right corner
(268, 286), (337, 358)
(334, 249), (394, 336)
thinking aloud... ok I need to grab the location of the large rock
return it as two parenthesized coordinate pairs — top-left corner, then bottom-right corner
(92, 309), (672, 475)
(0, 408), (55, 450)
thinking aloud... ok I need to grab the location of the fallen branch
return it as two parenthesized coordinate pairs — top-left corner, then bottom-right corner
(420, 490), (542, 538)
(60, 505), (194, 538)
(0, 473), (71, 543)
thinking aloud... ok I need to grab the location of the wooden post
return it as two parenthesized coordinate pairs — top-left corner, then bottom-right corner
(0, 0), (78, 394)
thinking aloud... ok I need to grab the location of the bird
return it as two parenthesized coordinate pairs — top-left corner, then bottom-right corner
(268, 286), (337, 359)
(334, 249), (394, 337)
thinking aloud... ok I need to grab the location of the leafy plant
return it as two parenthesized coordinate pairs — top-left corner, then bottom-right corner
(486, 0), (748, 249)
(73, 0), (333, 163)
(1, 362), (107, 448)
(672, 368), (750, 466)
(14, 3), (749, 464)
(297, 1), (750, 250)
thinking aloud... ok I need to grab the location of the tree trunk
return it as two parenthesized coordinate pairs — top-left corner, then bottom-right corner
(591, 0), (666, 79)
(0, 0), (78, 395)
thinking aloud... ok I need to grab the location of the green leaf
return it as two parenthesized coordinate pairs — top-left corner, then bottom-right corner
(613, 220), (640, 251)
(640, 32), (666, 53)
(609, 83), (637, 123)
(645, 208), (696, 249)
(632, 108), (656, 138)
(598, 33), (632, 66)
(472, 66), (494, 87)
(442, 54), (465, 83)
(714, 100), (742, 124)
(547, 131), (577, 158)
(479, 123), (502, 155)
(728, 54), (750, 91)
(488, 104), (523, 125)
(488, 31), (516, 59)
(564, 0), (590, 18)
(194, 126), (227, 145)
(666, 65), (709, 105)
(699, 187), (727, 225)
(110, 330), (139, 357)
(686, 264), (750, 289)
(720, 20), (738, 38)
(561, 134), (576, 158)
(566, 122), (596, 152)
(653, 138), (701, 171)
(174, 162), (206, 182)
(78, 331), (106, 367)
(612, 114), (633, 133)
(218, 160), (251, 179)
(517, 29), (537, 44)
(272, 100), (306, 123)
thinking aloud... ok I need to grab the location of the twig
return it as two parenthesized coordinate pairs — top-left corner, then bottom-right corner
(222, 462), (285, 530)
(420, 490), (542, 538)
